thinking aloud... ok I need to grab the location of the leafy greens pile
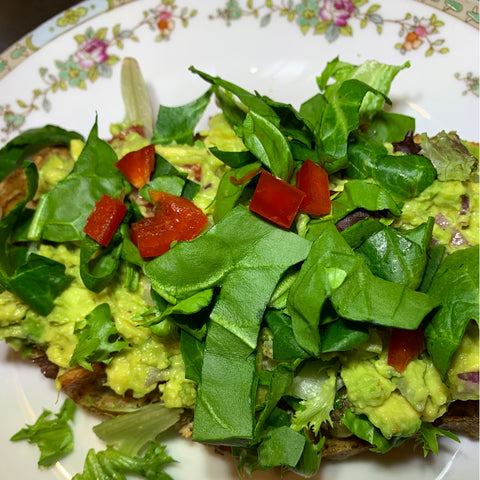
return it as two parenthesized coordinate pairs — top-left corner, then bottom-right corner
(2, 57), (478, 478)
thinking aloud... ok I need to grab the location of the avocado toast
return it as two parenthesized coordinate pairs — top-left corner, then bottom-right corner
(0, 57), (478, 478)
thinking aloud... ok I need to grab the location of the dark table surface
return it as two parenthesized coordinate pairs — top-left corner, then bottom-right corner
(0, 0), (81, 53)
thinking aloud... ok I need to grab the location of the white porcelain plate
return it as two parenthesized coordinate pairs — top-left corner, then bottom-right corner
(0, 1), (478, 479)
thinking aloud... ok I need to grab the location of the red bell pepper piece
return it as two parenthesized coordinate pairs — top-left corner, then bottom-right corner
(387, 326), (424, 373)
(83, 194), (127, 246)
(131, 191), (208, 258)
(114, 144), (156, 189)
(295, 159), (331, 216)
(249, 170), (305, 229)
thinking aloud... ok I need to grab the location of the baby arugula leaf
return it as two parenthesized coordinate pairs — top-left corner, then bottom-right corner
(70, 303), (128, 371)
(10, 398), (76, 467)
(152, 87), (213, 145)
(73, 442), (175, 480)
(424, 245), (479, 378)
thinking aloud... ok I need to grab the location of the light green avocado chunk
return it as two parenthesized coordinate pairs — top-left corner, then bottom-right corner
(447, 321), (479, 401)
(341, 344), (452, 439)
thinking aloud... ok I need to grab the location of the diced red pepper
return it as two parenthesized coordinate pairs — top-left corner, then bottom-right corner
(83, 194), (127, 246)
(249, 169), (305, 229)
(114, 144), (156, 189)
(130, 191), (208, 257)
(387, 326), (424, 373)
(295, 159), (331, 216)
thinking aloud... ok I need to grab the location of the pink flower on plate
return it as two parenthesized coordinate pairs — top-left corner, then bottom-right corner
(414, 18), (435, 37)
(320, 0), (356, 27)
(157, 5), (175, 35)
(75, 38), (109, 69)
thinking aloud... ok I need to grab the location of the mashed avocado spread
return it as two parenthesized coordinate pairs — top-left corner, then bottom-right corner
(0, 114), (242, 409)
(0, 112), (478, 444)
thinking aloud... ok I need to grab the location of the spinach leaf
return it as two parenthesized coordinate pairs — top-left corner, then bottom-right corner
(287, 222), (439, 355)
(341, 409), (408, 453)
(9, 253), (73, 316)
(180, 330), (205, 383)
(213, 161), (261, 223)
(348, 218), (433, 290)
(264, 309), (309, 361)
(0, 161), (39, 286)
(31, 120), (125, 242)
(347, 134), (437, 199)
(257, 426), (305, 469)
(0, 125), (83, 183)
(418, 245), (445, 293)
(152, 87), (213, 145)
(0, 161), (73, 314)
(237, 111), (293, 180)
(80, 233), (123, 293)
(138, 153), (199, 201)
(320, 318), (369, 353)
(424, 245), (479, 378)
(254, 360), (300, 438)
(189, 66), (279, 126)
(317, 57), (409, 119)
(146, 205), (311, 349)
(192, 321), (257, 446)
(318, 79), (389, 170)
(366, 111), (416, 144)
(209, 146), (256, 168)
(146, 206), (311, 445)
(70, 303), (128, 371)
(289, 430), (323, 478)
(299, 93), (327, 138)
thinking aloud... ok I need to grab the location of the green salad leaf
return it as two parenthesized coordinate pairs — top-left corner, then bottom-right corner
(29, 119), (125, 242)
(73, 442), (175, 480)
(424, 245), (479, 378)
(93, 403), (181, 456)
(0, 125), (83, 183)
(10, 399), (76, 467)
(152, 87), (213, 145)
(70, 303), (128, 371)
